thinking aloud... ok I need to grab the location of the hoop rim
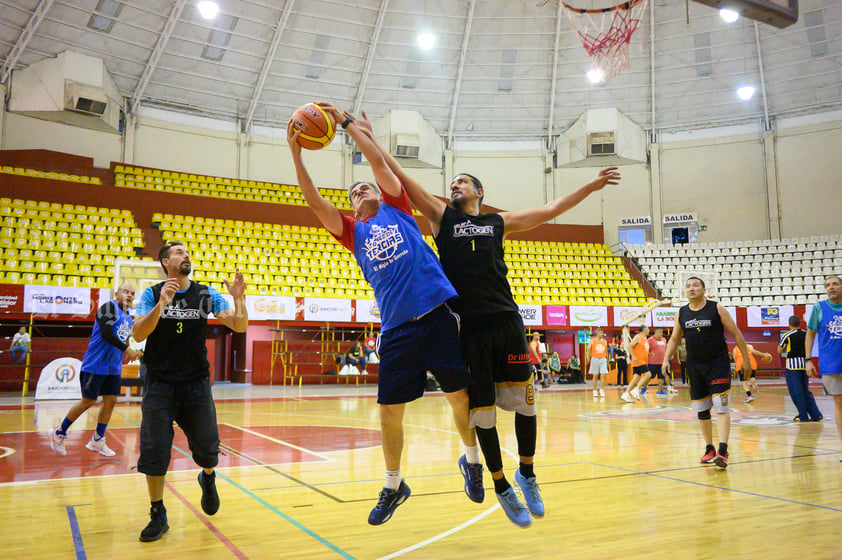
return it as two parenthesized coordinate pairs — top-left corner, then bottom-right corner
(561, 0), (645, 14)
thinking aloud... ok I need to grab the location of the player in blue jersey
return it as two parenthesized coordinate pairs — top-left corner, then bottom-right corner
(805, 275), (842, 461)
(287, 104), (479, 526)
(49, 283), (142, 457)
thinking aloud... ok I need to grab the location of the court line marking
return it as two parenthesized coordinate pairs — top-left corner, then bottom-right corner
(113, 410), (358, 560)
(165, 480), (250, 560)
(588, 461), (842, 513)
(66, 504), (89, 560)
(222, 423), (336, 461)
(373, 505), (501, 560)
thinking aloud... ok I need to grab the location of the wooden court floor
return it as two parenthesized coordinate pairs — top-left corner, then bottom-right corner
(0, 381), (840, 560)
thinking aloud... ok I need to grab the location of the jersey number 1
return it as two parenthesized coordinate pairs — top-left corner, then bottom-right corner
(470, 239), (475, 252)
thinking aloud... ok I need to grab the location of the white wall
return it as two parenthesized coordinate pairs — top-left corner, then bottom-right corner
(776, 121), (842, 239)
(452, 150), (546, 212)
(2, 111), (121, 168)
(134, 117), (239, 178)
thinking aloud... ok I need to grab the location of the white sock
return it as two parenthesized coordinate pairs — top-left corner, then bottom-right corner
(464, 445), (480, 464)
(385, 469), (401, 490)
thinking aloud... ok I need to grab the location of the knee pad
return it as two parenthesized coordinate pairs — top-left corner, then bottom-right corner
(697, 409), (712, 421)
(712, 392), (730, 413)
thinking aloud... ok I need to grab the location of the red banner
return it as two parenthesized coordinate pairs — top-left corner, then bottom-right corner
(0, 285), (24, 313)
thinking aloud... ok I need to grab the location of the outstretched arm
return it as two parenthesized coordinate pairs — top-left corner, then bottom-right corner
(316, 103), (402, 199)
(349, 110), (447, 234)
(287, 122), (343, 237)
(500, 167), (620, 235)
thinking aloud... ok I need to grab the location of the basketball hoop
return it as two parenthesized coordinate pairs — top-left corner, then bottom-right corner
(562, 0), (648, 82)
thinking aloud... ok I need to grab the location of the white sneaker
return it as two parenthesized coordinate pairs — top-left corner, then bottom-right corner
(593, 390), (599, 397)
(361, 369), (368, 375)
(599, 388), (605, 397)
(621, 392), (633, 403)
(49, 429), (67, 456)
(368, 354), (379, 364)
(86, 436), (116, 457)
(630, 388), (641, 400)
(667, 386), (678, 394)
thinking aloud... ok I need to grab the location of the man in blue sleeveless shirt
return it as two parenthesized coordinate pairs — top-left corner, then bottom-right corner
(805, 275), (842, 461)
(49, 283), (142, 457)
(287, 103), (476, 526)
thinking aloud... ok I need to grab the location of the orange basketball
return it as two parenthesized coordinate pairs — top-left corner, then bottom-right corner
(290, 103), (336, 150)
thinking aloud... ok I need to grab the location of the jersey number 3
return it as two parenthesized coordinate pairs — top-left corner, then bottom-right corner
(176, 321), (183, 334)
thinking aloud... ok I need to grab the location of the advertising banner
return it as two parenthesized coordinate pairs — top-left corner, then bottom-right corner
(245, 295), (297, 321)
(650, 307), (680, 327)
(569, 306), (608, 327)
(303, 298), (353, 322)
(34, 358), (83, 400)
(518, 305), (543, 326)
(355, 299), (382, 324)
(746, 305), (794, 327)
(23, 286), (91, 315)
(545, 305), (568, 326)
(0, 285), (24, 313)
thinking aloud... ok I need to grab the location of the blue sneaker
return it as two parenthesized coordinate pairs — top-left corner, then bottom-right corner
(656, 389), (668, 399)
(514, 469), (544, 518)
(368, 480), (411, 526)
(640, 386), (648, 395)
(459, 454), (485, 503)
(496, 487), (531, 528)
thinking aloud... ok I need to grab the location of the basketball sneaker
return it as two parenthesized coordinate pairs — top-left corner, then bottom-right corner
(459, 454), (484, 503)
(86, 436), (116, 457)
(700, 447), (716, 464)
(630, 388), (641, 400)
(714, 451), (729, 469)
(368, 480), (411, 526)
(744, 395), (754, 403)
(495, 487), (531, 528)
(593, 390), (598, 397)
(667, 386), (679, 394)
(49, 429), (67, 456)
(514, 469), (544, 518)
(656, 389), (668, 399)
(598, 388), (605, 397)
(639, 386), (648, 395)
(620, 391), (633, 403)
(198, 471), (220, 515)
(139, 505), (168, 542)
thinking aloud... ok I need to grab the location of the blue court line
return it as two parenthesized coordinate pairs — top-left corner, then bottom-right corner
(66, 504), (89, 560)
(587, 461), (842, 513)
(114, 410), (357, 560)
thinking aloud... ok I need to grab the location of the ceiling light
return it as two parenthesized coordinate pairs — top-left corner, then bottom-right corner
(587, 68), (605, 84)
(737, 86), (755, 100)
(417, 34), (435, 50)
(719, 9), (739, 23)
(197, 1), (219, 20)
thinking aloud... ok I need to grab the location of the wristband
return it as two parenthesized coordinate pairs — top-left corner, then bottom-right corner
(341, 116), (354, 129)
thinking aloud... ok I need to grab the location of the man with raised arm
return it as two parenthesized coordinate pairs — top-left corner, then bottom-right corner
(348, 109), (619, 527)
(132, 241), (248, 542)
(662, 276), (752, 469)
(286, 103), (478, 526)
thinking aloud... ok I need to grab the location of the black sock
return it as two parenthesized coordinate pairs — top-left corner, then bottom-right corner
(705, 444), (715, 452)
(519, 462), (534, 479)
(493, 477), (511, 495)
(718, 442), (728, 455)
(151, 500), (165, 514)
(202, 470), (215, 480)
(746, 391), (752, 397)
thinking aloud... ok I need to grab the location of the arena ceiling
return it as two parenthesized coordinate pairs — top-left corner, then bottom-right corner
(0, 0), (840, 142)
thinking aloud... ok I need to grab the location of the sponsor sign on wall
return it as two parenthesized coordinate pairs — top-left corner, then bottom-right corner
(569, 306), (608, 327)
(545, 305), (568, 326)
(518, 305), (543, 326)
(355, 299), (382, 323)
(650, 307), (679, 327)
(304, 298), (353, 322)
(23, 286), (91, 315)
(746, 305), (794, 327)
(34, 358), (83, 400)
(0, 285), (24, 313)
(246, 295), (296, 321)
(613, 306), (648, 327)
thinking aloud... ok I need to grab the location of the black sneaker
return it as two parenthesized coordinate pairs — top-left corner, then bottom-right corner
(368, 480), (411, 526)
(199, 471), (220, 515)
(139, 507), (168, 542)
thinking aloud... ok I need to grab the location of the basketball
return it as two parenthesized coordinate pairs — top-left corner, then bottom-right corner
(290, 103), (336, 150)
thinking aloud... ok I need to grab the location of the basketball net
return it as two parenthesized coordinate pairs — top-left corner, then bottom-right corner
(562, 0), (648, 82)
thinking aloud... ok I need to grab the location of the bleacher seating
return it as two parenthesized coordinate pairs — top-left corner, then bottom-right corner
(0, 198), (147, 288)
(1, 165), (101, 185)
(625, 236), (842, 306)
(155, 212), (647, 306)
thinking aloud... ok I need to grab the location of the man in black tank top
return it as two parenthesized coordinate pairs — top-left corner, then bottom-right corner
(352, 112), (620, 527)
(662, 276), (752, 470)
(132, 241), (248, 542)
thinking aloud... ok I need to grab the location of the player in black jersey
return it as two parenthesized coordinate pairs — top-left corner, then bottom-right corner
(132, 241), (248, 542)
(348, 109), (619, 527)
(778, 315), (822, 422)
(662, 277), (752, 469)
